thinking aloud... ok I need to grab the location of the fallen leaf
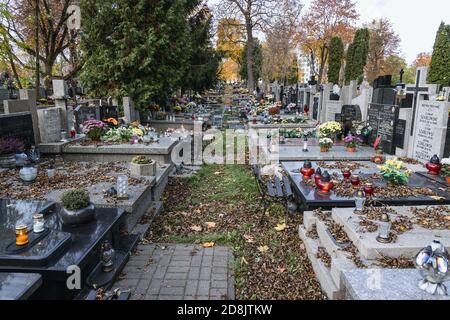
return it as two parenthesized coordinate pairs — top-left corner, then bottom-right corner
(274, 223), (287, 232)
(241, 257), (249, 265)
(190, 225), (203, 232)
(202, 242), (215, 248)
(244, 235), (255, 243)
(277, 267), (286, 274)
(430, 196), (445, 201)
(258, 245), (269, 253)
(205, 222), (217, 229)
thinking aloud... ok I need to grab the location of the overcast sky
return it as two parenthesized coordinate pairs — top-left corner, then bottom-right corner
(209, 0), (450, 65)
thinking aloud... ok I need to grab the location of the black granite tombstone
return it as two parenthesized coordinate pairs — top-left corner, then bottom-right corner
(341, 105), (362, 136)
(99, 105), (119, 121)
(312, 97), (319, 120)
(0, 112), (35, 148)
(0, 199), (138, 300)
(394, 119), (407, 149)
(367, 104), (400, 154)
(74, 105), (99, 129)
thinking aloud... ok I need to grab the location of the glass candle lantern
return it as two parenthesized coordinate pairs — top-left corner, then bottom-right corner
(342, 168), (352, 181)
(354, 191), (366, 213)
(15, 224), (29, 246)
(376, 213), (392, 243)
(302, 138), (309, 152)
(33, 214), (45, 233)
(117, 175), (129, 200)
(350, 175), (360, 187)
(47, 163), (55, 179)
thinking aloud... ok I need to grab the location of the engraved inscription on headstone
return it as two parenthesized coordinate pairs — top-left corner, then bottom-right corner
(38, 108), (62, 143)
(412, 101), (450, 162)
(368, 103), (399, 155)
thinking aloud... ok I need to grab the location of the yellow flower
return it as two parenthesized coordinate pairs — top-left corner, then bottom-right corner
(132, 128), (144, 136)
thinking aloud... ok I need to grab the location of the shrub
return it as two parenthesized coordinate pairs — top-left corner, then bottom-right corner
(132, 156), (153, 165)
(61, 189), (90, 211)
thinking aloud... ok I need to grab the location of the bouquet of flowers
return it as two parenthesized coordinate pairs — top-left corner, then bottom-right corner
(379, 158), (411, 185)
(82, 120), (108, 141)
(344, 134), (362, 149)
(319, 138), (333, 150)
(318, 121), (342, 138)
(442, 158), (450, 182)
(353, 121), (373, 138)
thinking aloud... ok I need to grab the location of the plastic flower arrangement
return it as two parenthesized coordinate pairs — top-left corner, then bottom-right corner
(174, 105), (182, 113)
(353, 121), (373, 137)
(82, 120), (108, 141)
(319, 138), (333, 149)
(378, 158), (411, 185)
(318, 121), (342, 138)
(344, 134), (362, 148)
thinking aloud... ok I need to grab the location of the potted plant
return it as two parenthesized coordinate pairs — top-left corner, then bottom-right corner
(318, 121), (342, 140)
(0, 138), (25, 168)
(379, 158), (411, 186)
(130, 156), (156, 177)
(319, 138), (333, 152)
(442, 158), (450, 184)
(82, 120), (108, 142)
(344, 135), (361, 152)
(59, 189), (95, 225)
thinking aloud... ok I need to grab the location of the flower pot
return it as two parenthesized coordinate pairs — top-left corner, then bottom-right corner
(0, 153), (16, 168)
(446, 176), (450, 184)
(320, 147), (329, 153)
(130, 161), (156, 177)
(59, 203), (96, 226)
(346, 147), (356, 153)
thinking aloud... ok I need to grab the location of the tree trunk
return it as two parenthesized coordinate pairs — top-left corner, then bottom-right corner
(318, 46), (328, 84)
(245, 19), (254, 92)
(44, 60), (53, 91)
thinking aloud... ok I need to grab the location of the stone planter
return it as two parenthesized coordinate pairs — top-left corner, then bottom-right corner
(0, 153), (16, 168)
(59, 203), (96, 225)
(130, 160), (156, 177)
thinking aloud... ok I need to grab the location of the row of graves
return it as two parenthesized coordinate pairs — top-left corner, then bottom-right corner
(0, 79), (204, 300)
(262, 67), (450, 300)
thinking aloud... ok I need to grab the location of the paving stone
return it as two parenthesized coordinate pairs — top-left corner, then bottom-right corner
(113, 244), (234, 301)
(197, 280), (210, 296)
(199, 267), (212, 280)
(165, 272), (188, 280)
(188, 267), (200, 280)
(159, 286), (185, 296)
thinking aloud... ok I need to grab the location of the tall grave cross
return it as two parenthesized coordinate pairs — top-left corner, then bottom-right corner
(407, 67), (434, 136)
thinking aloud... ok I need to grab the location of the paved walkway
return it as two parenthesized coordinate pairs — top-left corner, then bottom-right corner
(114, 244), (235, 300)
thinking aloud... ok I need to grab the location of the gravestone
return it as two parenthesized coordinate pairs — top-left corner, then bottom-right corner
(312, 97), (319, 120)
(393, 119), (407, 149)
(123, 97), (140, 123)
(367, 104), (399, 155)
(74, 105), (99, 129)
(37, 108), (62, 143)
(0, 112), (35, 147)
(340, 105), (362, 136)
(99, 105), (119, 121)
(324, 101), (343, 122)
(406, 67), (439, 137)
(411, 100), (450, 162)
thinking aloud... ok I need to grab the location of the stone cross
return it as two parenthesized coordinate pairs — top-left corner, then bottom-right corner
(406, 67), (438, 136)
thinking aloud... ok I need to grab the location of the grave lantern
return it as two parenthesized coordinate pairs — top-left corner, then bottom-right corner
(116, 175), (129, 200)
(15, 224), (29, 246)
(101, 240), (116, 272)
(19, 162), (37, 184)
(33, 214), (45, 233)
(317, 171), (334, 194)
(47, 163), (55, 179)
(302, 136), (309, 152)
(300, 161), (315, 179)
(354, 191), (366, 213)
(350, 175), (360, 187)
(342, 168), (351, 181)
(426, 155), (442, 176)
(314, 167), (322, 186)
(376, 213), (392, 243)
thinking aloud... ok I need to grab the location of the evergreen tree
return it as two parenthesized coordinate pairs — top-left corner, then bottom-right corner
(344, 28), (370, 84)
(80, 0), (201, 108)
(239, 39), (262, 84)
(181, 5), (221, 94)
(428, 22), (450, 87)
(344, 42), (355, 85)
(327, 37), (344, 85)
